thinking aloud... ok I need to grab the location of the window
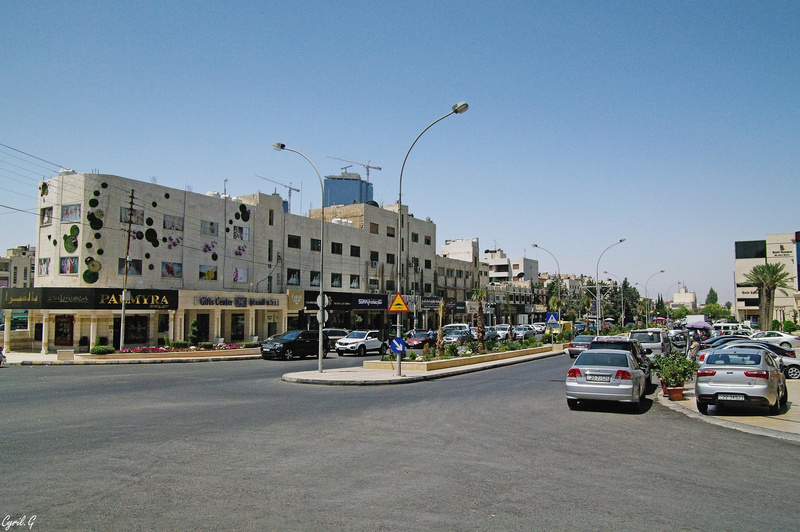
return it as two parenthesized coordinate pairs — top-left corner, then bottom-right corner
(268, 240), (273, 262)
(424, 283), (432, 293)
(331, 273), (342, 288)
(40, 207), (53, 226)
(310, 271), (321, 286)
(386, 280), (395, 291)
(311, 238), (321, 251)
(331, 242), (343, 254)
(412, 232), (419, 243)
(161, 262), (182, 278)
(233, 268), (248, 283)
(387, 226), (395, 238)
(163, 214), (184, 231)
(369, 278), (379, 291)
(387, 253), (395, 264)
(287, 268), (300, 285)
(370, 250), (379, 262)
(117, 258), (142, 276)
(424, 235), (431, 246)
(370, 223), (379, 234)
(199, 265), (217, 280)
(425, 259), (432, 269)
(201, 220), (219, 236)
(457, 270), (463, 278)
(350, 245), (361, 258)
(288, 234), (301, 249)
(12, 266), (17, 284)
(269, 209), (274, 226)
(350, 275), (360, 289)
(61, 204), (81, 223)
(233, 226), (249, 241)
(38, 258), (50, 276)
(119, 206), (143, 225)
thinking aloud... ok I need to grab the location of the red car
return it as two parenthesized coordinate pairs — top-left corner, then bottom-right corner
(406, 331), (435, 349)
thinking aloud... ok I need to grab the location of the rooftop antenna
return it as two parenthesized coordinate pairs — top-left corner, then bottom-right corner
(327, 156), (382, 182)
(255, 174), (301, 213)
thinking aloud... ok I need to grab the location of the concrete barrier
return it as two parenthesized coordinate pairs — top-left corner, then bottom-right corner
(57, 349), (75, 361)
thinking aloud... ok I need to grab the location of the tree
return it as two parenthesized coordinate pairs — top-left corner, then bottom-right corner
(472, 288), (487, 351)
(705, 287), (718, 305)
(741, 263), (794, 329)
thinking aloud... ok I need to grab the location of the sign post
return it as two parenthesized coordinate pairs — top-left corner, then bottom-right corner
(388, 292), (410, 376)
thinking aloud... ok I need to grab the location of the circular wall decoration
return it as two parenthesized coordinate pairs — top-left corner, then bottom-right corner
(89, 198), (99, 208)
(101, 182), (108, 188)
(164, 193), (170, 199)
(239, 204), (250, 222)
(40, 183), (49, 196)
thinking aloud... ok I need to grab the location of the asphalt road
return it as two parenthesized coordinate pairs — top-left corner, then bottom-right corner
(2, 354), (799, 531)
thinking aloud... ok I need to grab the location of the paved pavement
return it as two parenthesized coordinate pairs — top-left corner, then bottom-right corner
(4, 347), (799, 442)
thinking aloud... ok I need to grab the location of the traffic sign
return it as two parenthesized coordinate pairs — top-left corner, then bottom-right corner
(390, 337), (406, 354)
(316, 294), (329, 308)
(388, 292), (410, 313)
(316, 309), (328, 324)
(546, 312), (559, 325)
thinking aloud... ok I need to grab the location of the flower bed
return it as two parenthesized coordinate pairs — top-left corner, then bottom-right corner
(364, 344), (563, 372)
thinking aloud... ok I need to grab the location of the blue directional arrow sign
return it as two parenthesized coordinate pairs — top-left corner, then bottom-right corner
(390, 337), (406, 354)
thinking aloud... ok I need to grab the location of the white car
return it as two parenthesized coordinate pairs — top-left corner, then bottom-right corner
(335, 330), (387, 356)
(495, 324), (512, 340)
(749, 331), (800, 349)
(532, 322), (547, 334)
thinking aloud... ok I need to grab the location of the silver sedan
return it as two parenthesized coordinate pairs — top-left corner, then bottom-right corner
(749, 331), (800, 349)
(566, 349), (648, 412)
(566, 335), (595, 358)
(695, 348), (788, 415)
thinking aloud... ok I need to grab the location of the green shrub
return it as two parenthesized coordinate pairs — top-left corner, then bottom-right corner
(444, 344), (458, 358)
(199, 342), (214, 350)
(171, 340), (189, 349)
(784, 321), (798, 334)
(89, 345), (116, 355)
(188, 319), (199, 346)
(242, 342), (260, 348)
(407, 351), (418, 361)
(771, 320), (783, 331)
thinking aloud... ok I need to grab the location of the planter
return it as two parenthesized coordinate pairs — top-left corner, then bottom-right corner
(660, 380), (668, 397)
(363, 344), (561, 372)
(666, 386), (684, 401)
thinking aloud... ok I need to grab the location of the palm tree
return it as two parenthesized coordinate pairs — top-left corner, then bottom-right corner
(472, 288), (487, 351)
(742, 262), (794, 329)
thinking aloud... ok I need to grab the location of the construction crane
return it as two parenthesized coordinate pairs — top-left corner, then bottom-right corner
(327, 157), (382, 182)
(255, 174), (300, 213)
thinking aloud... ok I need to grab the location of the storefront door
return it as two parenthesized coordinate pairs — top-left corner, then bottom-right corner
(54, 315), (74, 346)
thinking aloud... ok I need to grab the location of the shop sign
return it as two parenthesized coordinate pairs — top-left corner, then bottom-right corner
(304, 290), (352, 311)
(352, 294), (388, 310)
(455, 301), (466, 313)
(421, 296), (442, 310)
(195, 295), (280, 307)
(1, 288), (178, 310)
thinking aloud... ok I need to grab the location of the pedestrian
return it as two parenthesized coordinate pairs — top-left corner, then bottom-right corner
(688, 333), (700, 361)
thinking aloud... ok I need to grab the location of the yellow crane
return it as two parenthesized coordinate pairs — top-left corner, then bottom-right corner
(327, 157), (382, 182)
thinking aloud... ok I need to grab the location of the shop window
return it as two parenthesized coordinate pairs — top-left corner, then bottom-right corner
(163, 214), (184, 231)
(119, 206), (143, 225)
(60, 257), (79, 275)
(40, 207), (53, 226)
(61, 204), (81, 223)
(287, 268), (300, 285)
(350, 275), (360, 289)
(331, 273), (342, 288)
(118, 258), (142, 276)
(310, 271), (320, 286)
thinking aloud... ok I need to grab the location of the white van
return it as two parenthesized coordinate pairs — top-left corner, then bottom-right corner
(713, 322), (754, 334)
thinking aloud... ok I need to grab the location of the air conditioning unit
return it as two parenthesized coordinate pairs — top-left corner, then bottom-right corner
(369, 288), (379, 294)
(371, 261), (379, 268)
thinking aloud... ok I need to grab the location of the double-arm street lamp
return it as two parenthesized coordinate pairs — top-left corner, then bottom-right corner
(532, 244), (560, 321)
(644, 269), (665, 326)
(395, 101), (469, 376)
(664, 281), (681, 320)
(595, 239), (626, 331)
(604, 270), (624, 327)
(273, 142), (326, 373)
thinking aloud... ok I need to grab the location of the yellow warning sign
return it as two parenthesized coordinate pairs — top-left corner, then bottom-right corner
(388, 292), (410, 313)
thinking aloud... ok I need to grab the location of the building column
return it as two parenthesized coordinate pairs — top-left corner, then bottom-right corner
(213, 308), (222, 342)
(168, 310), (176, 343)
(89, 313), (98, 348)
(40, 311), (50, 355)
(246, 308), (255, 341)
(4, 312), (12, 354)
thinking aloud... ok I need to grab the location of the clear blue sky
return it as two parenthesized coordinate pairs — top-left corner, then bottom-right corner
(2, 1), (798, 305)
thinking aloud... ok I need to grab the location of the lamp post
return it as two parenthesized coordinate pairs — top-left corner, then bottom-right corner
(644, 269), (665, 326)
(273, 142), (326, 373)
(532, 244), (560, 323)
(664, 281), (681, 320)
(604, 270), (624, 328)
(395, 101), (469, 376)
(595, 239), (625, 331)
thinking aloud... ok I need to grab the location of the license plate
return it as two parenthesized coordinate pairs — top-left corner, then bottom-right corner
(718, 394), (745, 401)
(586, 375), (611, 382)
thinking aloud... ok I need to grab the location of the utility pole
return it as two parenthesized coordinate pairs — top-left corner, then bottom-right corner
(119, 189), (135, 351)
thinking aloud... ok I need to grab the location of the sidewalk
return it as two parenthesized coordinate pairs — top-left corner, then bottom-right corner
(1, 350), (261, 365)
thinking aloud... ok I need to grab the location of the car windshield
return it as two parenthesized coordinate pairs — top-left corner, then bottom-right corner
(411, 332), (428, 338)
(574, 335), (594, 342)
(346, 331), (368, 339)
(706, 353), (761, 365)
(443, 326), (463, 335)
(576, 351), (629, 367)
(630, 332), (660, 342)
(592, 341), (630, 351)
(272, 331), (300, 341)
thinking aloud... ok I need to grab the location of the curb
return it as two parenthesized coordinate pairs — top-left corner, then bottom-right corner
(5, 355), (262, 366)
(281, 350), (565, 385)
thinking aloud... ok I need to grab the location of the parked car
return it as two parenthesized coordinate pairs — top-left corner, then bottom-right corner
(695, 348), (788, 415)
(532, 322), (547, 334)
(629, 328), (673, 356)
(406, 331), (435, 349)
(443, 329), (474, 345)
(749, 331), (800, 349)
(717, 340), (800, 380)
(668, 329), (689, 350)
(470, 326), (498, 341)
(566, 349), (648, 411)
(335, 330), (387, 356)
(514, 325), (536, 340)
(566, 335), (595, 358)
(495, 324), (512, 340)
(261, 330), (330, 360)
(0, 346), (5, 366)
(587, 336), (652, 379)
(322, 328), (350, 343)
(696, 335), (753, 362)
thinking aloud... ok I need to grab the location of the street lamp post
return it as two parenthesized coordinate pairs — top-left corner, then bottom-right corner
(664, 281), (681, 320)
(595, 239), (626, 331)
(532, 244), (560, 323)
(644, 269), (665, 326)
(395, 101), (469, 376)
(604, 270), (625, 328)
(273, 142), (326, 373)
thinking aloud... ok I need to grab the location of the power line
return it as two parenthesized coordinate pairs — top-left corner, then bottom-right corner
(0, 142), (64, 170)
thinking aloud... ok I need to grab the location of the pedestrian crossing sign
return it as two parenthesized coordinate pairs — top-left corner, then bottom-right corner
(388, 292), (410, 313)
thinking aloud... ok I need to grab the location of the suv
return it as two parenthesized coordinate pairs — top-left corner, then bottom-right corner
(261, 330), (330, 360)
(588, 336), (652, 379)
(335, 330), (388, 356)
(629, 329), (673, 357)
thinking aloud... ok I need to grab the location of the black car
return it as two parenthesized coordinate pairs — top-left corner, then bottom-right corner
(588, 336), (652, 379)
(260, 330), (330, 360)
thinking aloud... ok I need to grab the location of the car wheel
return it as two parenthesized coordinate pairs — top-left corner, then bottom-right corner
(358, 345), (366, 357)
(379, 343), (387, 356)
(780, 384), (789, 406)
(780, 342), (792, 348)
(786, 365), (800, 380)
(696, 401), (708, 415)
(769, 394), (781, 415)
(261, 354), (269, 360)
(567, 398), (578, 410)
(284, 349), (294, 361)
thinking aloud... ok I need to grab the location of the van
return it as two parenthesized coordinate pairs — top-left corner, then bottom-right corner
(713, 322), (754, 335)
(629, 328), (673, 357)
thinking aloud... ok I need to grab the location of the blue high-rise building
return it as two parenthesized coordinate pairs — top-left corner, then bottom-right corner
(323, 171), (374, 207)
